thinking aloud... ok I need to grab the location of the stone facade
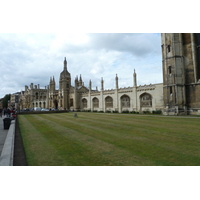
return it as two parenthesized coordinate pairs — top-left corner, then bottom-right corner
(161, 33), (200, 115)
(20, 84), (48, 110)
(19, 58), (163, 113)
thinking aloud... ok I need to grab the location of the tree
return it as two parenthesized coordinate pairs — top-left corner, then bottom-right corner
(2, 94), (11, 108)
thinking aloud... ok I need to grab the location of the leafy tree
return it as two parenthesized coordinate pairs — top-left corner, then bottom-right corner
(2, 94), (11, 108)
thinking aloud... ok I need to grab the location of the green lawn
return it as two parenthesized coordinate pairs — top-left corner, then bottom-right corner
(18, 113), (200, 166)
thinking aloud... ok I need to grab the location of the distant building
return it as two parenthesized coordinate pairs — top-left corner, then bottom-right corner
(19, 58), (163, 113)
(10, 92), (20, 107)
(20, 84), (48, 110)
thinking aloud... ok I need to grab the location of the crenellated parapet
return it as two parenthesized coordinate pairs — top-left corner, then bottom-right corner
(137, 84), (156, 92)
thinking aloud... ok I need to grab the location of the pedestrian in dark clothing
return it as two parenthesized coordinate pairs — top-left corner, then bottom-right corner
(0, 109), (2, 117)
(3, 108), (6, 116)
(6, 108), (10, 117)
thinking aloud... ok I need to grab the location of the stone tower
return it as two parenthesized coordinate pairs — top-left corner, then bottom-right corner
(59, 57), (71, 110)
(49, 76), (55, 92)
(48, 76), (56, 108)
(161, 33), (200, 115)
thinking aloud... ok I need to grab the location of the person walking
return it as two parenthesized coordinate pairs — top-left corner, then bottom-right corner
(3, 108), (6, 116)
(5, 108), (10, 117)
(0, 108), (2, 117)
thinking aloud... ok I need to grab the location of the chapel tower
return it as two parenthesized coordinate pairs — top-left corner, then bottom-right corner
(161, 33), (200, 115)
(59, 57), (71, 110)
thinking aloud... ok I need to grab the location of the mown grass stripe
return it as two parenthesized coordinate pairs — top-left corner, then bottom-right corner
(34, 113), (200, 165)
(18, 113), (200, 166)
(29, 114), (151, 166)
(41, 113), (200, 152)
(18, 115), (66, 166)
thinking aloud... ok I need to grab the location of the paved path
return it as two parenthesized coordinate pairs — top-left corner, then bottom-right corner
(0, 116), (9, 156)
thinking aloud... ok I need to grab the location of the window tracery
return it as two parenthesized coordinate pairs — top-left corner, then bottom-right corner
(140, 93), (152, 107)
(121, 95), (130, 108)
(105, 96), (113, 108)
(93, 97), (99, 108)
(82, 98), (87, 108)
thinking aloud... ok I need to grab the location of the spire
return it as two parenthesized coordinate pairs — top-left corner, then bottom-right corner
(133, 69), (137, 87)
(79, 74), (83, 86)
(101, 77), (104, 91)
(60, 57), (70, 80)
(89, 79), (92, 90)
(52, 76), (55, 91)
(64, 57), (67, 70)
(49, 77), (52, 91)
(115, 74), (118, 89)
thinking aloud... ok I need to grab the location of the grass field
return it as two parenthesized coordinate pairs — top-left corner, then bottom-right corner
(18, 112), (200, 166)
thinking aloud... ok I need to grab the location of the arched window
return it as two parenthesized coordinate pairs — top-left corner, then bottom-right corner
(167, 45), (171, 53)
(53, 99), (58, 109)
(70, 99), (73, 107)
(140, 93), (152, 107)
(168, 66), (172, 74)
(105, 96), (113, 108)
(93, 97), (99, 108)
(121, 95), (130, 108)
(82, 98), (87, 108)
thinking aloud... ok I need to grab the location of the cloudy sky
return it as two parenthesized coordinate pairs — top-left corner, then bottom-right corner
(0, 33), (162, 98)
(0, 0), (196, 99)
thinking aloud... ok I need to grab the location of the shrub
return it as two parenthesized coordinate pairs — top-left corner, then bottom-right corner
(82, 109), (91, 112)
(113, 110), (119, 113)
(98, 111), (104, 113)
(122, 110), (129, 113)
(143, 110), (151, 114)
(152, 110), (162, 114)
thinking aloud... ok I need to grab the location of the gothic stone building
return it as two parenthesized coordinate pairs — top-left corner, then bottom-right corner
(17, 33), (200, 115)
(161, 33), (200, 115)
(19, 57), (163, 113)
